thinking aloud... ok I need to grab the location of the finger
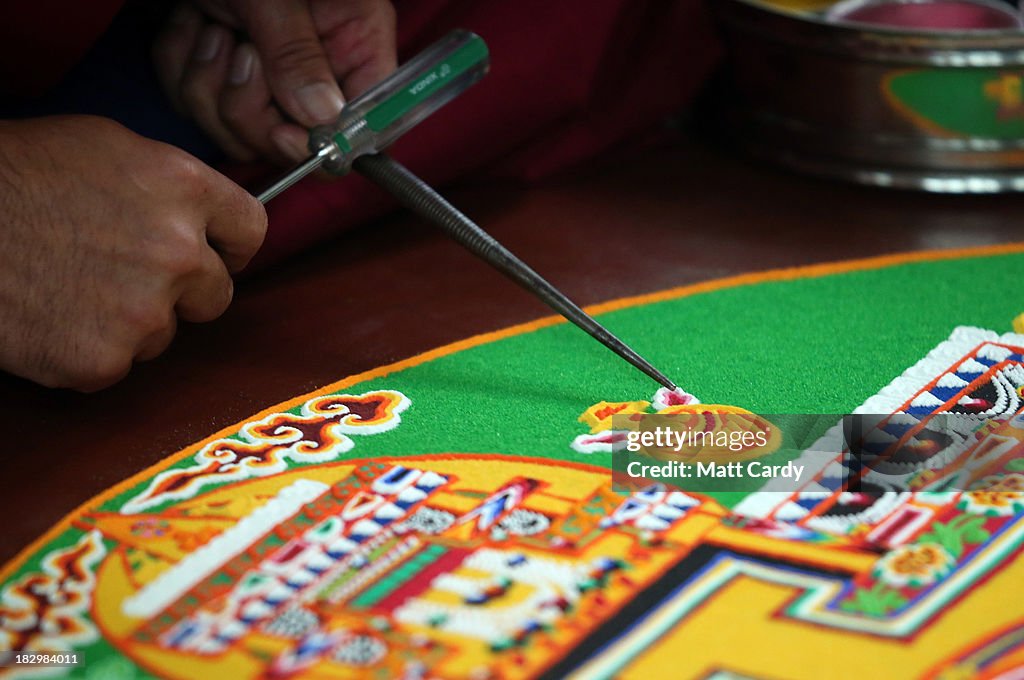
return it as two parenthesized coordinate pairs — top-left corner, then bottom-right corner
(202, 175), (268, 273)
(241, 0), (345, 127)
(316, 0), (398, 99)
(174, 245), (235, 323)
(174, 152), (268, 273)
(72, 359), (133, 393)
(220, 44), (293, 163)
(135, 312), (178, 362)
(153, 3), (205, 114)
(180, 25), (256, 161)
(269, 124), (310, 164)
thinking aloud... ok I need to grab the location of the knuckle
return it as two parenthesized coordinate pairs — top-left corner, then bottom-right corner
(136, 317), (178, 362)
(54, 349), (132, 392)
(88, 115), (123, 135)
(157, 221), (206, 276)
(164, 150), (217, 200)
(84, 351), (133, 391)
(122, 295), (175, 336)
(72, 115), (128, 144)
(216, 277), (235, 315)
(187, 276), (233, 323)
(166, 148), (205, 184)
(217, 95), (249, 127)
(271, 37), (326, 74)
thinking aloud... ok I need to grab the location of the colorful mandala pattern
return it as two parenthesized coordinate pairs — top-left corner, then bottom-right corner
(2, 330), (1024, 679)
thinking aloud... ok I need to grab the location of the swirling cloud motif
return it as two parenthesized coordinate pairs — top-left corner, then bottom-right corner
(121, 391), (410, 514)
(0, 531), (106, 665)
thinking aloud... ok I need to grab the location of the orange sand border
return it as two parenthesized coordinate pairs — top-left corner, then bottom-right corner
(3, 240), (1024, 581)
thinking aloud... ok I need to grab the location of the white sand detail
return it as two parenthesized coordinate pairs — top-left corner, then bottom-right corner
(121, 479), (328, 619)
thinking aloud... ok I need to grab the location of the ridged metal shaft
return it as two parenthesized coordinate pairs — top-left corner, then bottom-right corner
(354, 153), (678, 392)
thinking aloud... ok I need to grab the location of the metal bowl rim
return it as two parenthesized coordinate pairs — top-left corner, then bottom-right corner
(731, 0), (1024, 41)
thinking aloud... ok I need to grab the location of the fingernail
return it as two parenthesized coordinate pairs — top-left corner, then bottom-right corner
(194, 26), (223, 62)
(295, 83), (344, 123)
(229, 45), (255, 85)
(271, 128), (309, 162)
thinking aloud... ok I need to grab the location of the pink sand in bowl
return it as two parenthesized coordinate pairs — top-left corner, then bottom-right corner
(835, 0), (1021, 29)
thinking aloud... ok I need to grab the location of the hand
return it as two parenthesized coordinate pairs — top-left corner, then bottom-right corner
(154, 0), (397, 165)
(0, 116), (267, 391)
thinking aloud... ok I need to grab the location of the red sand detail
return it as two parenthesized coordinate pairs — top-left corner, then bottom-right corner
(372, 547), (471, 613)
(663, 391), (691, 406)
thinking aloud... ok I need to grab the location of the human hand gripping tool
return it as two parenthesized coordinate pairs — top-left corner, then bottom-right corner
(258, 30), (678, 392)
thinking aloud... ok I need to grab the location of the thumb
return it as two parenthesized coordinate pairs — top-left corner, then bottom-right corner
(242, 0), (344, 127)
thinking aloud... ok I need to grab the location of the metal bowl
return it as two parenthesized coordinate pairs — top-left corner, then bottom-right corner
(710, 0), (1024, 192)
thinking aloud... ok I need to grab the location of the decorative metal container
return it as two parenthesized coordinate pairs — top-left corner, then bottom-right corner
(711, 0), (1024, 192)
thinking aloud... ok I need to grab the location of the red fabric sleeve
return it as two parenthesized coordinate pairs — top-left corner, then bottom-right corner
(240, 0), (721, 271)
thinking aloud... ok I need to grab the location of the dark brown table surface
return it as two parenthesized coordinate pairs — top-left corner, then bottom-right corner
(1, 136), (1021, 565)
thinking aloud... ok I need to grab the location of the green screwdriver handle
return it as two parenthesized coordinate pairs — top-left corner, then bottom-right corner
(254, 30), (678, 392)
(309, 30), (489, 175)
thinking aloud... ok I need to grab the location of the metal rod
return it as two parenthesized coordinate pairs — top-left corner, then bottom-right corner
(257, 146), (334, 204)
(353, 152), (679, 392)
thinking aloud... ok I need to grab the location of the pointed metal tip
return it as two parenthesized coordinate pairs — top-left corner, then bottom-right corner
(656, 377), (679, 392)
(642, 361), (678, 393)
(256, 146), (333, 204)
